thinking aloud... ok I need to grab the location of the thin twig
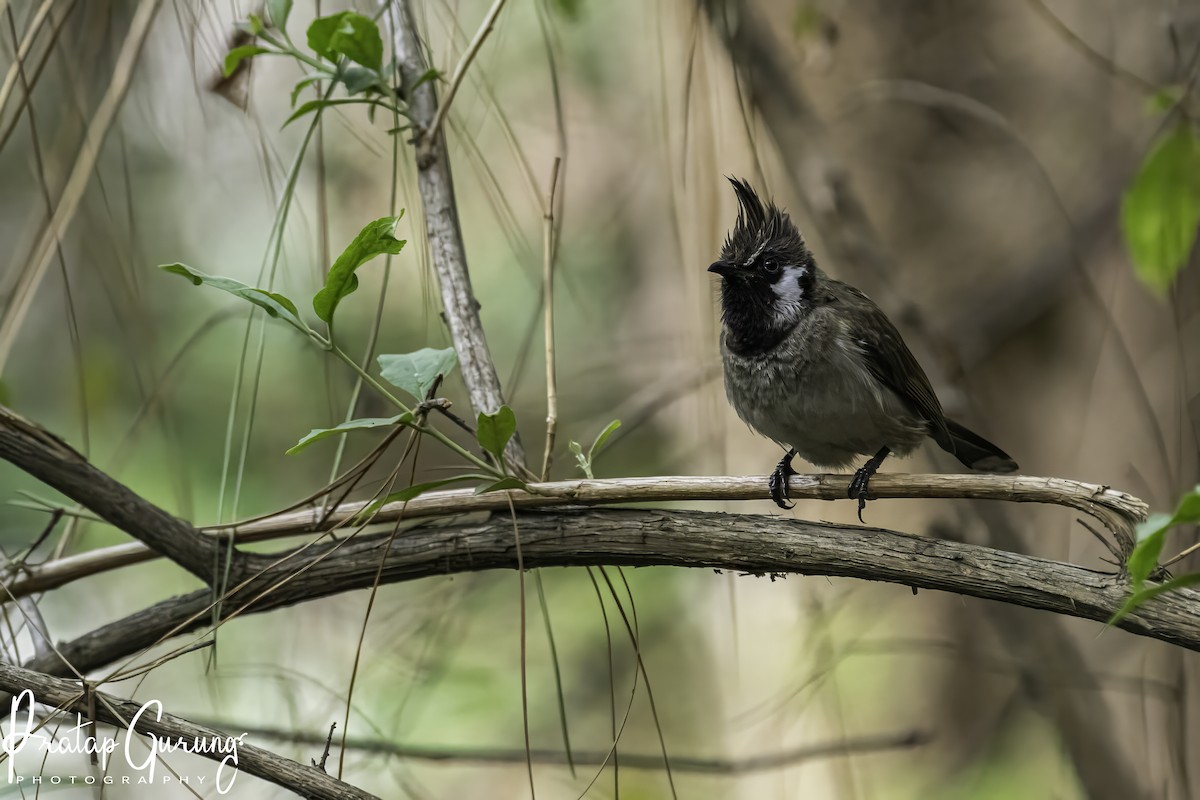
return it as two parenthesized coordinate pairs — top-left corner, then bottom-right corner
(1161, 539), (1200, 570)
(192, 719), (928, 773)
(313, 722), (336, 772)
(425, 0), (511, 144)
(540, 157), (562, 480)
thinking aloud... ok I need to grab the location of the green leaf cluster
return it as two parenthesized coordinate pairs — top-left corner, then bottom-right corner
(222, 6), (404, 126)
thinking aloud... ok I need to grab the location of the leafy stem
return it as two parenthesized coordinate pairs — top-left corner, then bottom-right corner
(329, 345), (498, 476)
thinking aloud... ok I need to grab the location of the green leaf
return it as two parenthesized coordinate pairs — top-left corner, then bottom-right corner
(476, 406), (517, 462)
(340, 66), (384, 95)
(588, 419), (621, 461)
(377, 348), (458, 401)
(1173, 485), (1200, 523)
(224, 45), (272, 77)
(313, 216), (406, 324)
(1127, 512), (1174, 588)
(307, 11), (383, 70)
(1109, 571), (1200, 625)
(1123, 487), (1200, 589)
(286, 413), (412, 455)
(290, 75), (323, 106)
(412, 67), (443, 91)
(1147, 85), (1184, 115)
(160, 264), (309, 334)
(284, 97), (357, 126)
(266, 0), (292, 29)
(1121, 123), (1200, 294)
(306, 13), (344, 60)
(331, 12), (384, 70)
(0, 379), (10, 406)
(568, 440), (590, 478)
(475, 477), (527, 494)
(245, 13), (266, 35)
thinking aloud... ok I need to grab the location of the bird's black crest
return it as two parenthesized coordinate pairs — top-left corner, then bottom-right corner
(722, 177), (808, 265)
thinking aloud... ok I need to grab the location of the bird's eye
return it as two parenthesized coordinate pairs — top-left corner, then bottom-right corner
(762, 259), (780, 275)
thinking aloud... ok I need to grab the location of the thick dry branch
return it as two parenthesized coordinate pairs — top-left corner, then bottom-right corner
(0, 406), (223, 583)
(5, 473), (1144, 597)
(0, 661), (377, 800)
(386, 0), (527, 467)
(17, 508), (1198, 691)
(224, 473), (1144, 544)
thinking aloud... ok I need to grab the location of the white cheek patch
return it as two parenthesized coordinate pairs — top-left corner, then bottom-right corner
(771, 265), (809, 305)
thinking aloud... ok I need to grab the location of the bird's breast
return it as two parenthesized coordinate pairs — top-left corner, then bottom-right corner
(719, 326), (925, 467)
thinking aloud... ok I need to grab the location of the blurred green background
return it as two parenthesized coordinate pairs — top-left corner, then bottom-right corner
(0, 0), (1198, 797)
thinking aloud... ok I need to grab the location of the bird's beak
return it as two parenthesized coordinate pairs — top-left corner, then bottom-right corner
(708, 261), (735, 277)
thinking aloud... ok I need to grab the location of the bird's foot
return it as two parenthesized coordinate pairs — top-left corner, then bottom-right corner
(769, 450), (798, 510)
(846, 447), (891, 523)
(847, 466), (875, 523)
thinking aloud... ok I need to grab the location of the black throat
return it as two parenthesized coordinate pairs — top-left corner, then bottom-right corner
(719, 279), (801, 357)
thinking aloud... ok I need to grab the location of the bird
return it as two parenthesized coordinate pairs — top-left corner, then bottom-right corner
(709, 177), (1017, 519)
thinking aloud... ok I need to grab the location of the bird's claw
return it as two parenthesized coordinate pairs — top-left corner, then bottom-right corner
(847, 466), (875, 523)
(769, 454), (797, 510)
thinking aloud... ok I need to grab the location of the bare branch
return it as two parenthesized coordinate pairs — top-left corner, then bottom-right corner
(197, 719), (929, 774)
(0, 405), (226, 583)
(0, 661), (377, 800)
(385, 0), (528, 469)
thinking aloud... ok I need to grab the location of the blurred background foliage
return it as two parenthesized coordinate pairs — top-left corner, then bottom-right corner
(0, 0), (1198, 797)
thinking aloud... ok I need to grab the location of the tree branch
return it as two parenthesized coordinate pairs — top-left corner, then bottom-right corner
(4, 473), (1144, 597)
(16, 507), (1198, 692)
(0, 661), (377, 800)
(0, 405), (225, 584)
(195, 719), (929, 774)
(385, 0), (528, 468)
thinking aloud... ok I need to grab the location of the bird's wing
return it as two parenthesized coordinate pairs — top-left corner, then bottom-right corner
(837, 285), (953, 450)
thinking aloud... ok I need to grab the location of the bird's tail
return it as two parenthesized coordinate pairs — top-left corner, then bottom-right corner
(941, 418), (1018, 472)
